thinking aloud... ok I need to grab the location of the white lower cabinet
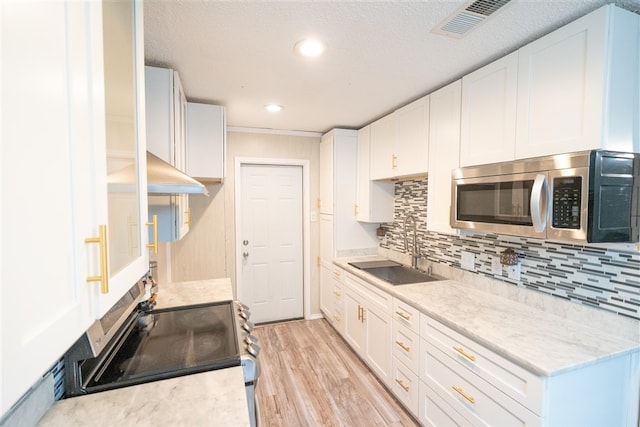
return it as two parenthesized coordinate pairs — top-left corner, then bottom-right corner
(320, 264), (345, 335)
(343, 273), (392, 386)
(419, 380), (473, 427)
(391, 357), (420, 416)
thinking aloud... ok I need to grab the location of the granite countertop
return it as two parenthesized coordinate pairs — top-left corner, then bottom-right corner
(38, 278), (249, 427)
(154, 278), (234, 309)
(335, 256), (640, 377)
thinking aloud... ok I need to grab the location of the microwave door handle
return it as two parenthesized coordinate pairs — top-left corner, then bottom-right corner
(531, 174), (549, 232)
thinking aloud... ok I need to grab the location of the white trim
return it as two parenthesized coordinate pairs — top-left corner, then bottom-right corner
(235, 157), (312, 320)
(306, 312), (324, 321)
(228, 126), (322, 138)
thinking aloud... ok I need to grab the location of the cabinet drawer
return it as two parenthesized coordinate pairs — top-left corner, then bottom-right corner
(392, 298), (419, 334)
(345, 274), (392, 314)
(420, 314), (543, 414)
(332, 267), (345, 284)
(419, 380), (473, 427)
(392, 320), (419, 374)
(422, 340), (540, 426)
(391, 358), (419, 417)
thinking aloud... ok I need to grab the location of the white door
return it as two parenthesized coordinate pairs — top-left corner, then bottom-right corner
(239, 164), (303, 323)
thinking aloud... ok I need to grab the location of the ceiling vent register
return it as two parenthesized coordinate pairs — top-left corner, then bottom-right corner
(432, 0), (512, 39)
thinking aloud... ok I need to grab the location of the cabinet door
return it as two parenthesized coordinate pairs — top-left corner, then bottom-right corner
(356, 126), (395, 223)
(319, 213), (334, 261)
(427, 80), (461, 235)
(343, 287), (366, 357)
(319, 261), (333, 317)
(396, 96), (429, 177)
(319, 133), (334, 214)
(173, 74), (190, 240)
(100, 0), (150, 317)
(369, 114), (397, 180)
(364, 303), (392, 386)
(186, 102), (226, 181)
(1, 1), (97, 413)
(460, 52), (518, 167)
(515, 6), (608, 158)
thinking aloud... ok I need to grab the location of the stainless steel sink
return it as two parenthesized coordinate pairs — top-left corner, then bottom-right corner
(348, 260), (443, 285)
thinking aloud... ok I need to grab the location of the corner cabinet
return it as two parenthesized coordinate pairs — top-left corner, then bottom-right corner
(355, 126), (394, 223)
(145, 66), (190, 241)
(370, 96), (430, 180)
(515, 5), (640, 157)
(1, 0), (148, 416)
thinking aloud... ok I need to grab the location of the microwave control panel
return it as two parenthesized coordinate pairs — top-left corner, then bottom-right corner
(552, 177), (582, 229)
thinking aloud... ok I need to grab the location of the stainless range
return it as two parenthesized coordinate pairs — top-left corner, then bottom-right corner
(63, 277), (260, 425)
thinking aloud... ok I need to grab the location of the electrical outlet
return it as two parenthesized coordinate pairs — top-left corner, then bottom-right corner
(491, 257), (502, 275)
(461, 251), (476, 271)
(506, 263), (521, 281)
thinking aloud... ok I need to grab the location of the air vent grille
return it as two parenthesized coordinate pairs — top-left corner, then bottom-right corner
(432, 0), (512, 39)
(466, 0), (511, 17)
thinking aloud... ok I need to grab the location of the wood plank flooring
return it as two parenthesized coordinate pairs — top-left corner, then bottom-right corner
(254, 319), (419, 427)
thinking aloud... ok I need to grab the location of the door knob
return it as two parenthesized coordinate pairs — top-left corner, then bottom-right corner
(243, 240), (249, 246)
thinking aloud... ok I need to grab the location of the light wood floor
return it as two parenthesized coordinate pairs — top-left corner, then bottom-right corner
(254, 319), (419, 427)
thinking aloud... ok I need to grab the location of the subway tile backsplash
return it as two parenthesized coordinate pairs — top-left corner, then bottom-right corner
(380, 178), (640, 320)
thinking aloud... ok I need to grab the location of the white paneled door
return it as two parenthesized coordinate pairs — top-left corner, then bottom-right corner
(239, 164), (303, 323)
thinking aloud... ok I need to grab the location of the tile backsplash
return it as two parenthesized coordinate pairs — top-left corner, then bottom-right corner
(380, 178), (640, 320)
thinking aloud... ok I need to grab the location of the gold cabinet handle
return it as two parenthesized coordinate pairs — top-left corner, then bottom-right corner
(357, 305), (362, 321)
(333, 314), (341, 322)
(392, 154), (398, 169)
(395, 311), (411, 321)
(333, 270), (341, 277)
(395, 340), (410, 352)
(395, 379), (410, 392)
(453, 346), (476, 362)
(333, 290), (341, 297)
(452, 386), (475, 404)
(146, 214), (158, 254)
(85, 224), (109, 294)
(184, 208), (191, 226)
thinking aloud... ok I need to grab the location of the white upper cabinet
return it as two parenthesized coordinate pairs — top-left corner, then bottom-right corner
(460, 51), (518, 167)
(395, 96), (430, 177)
(186, 102), (226, 182)
(515, 5), (640, 158)
(370, 96), (430, 180)
(145, 66), (190, 241)
(319, 132), (335, 215)
(427, 80), (462, 235)
(356, 126), (394, 223)
(1, 0), (148, 415)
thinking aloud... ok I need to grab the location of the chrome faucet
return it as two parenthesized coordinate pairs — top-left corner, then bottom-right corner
(403, 214), (420, 269)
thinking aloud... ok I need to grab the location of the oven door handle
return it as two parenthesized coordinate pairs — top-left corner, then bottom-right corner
(531, 174), (549, 233)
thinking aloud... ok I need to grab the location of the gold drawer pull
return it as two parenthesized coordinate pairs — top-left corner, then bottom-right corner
(395, 340), (410, 352)
(333, 315), (341, 322)
(395, 379), (410, 392)
(453, 346), (476, 362)
(146, 214), (158, 254)
(333, 270), (341, 277)
(452, 386), (475, 404)
(332, 290), (341, 297)
(85, 225), (109, 294)
(395, 311), (410, 321)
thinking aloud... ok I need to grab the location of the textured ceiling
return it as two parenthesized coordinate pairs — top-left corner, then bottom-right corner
(144, 0), (640, 134)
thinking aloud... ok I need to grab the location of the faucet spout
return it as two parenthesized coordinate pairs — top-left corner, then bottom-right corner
(403, 214), (420, 269)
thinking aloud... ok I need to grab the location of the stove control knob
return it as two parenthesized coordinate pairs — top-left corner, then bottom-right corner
(242, 320), (254, 333)
(239, 310), (250, 320)
(244, 334), (259, 346)
(247, 343), (260, 358)
(236, 301), (250, 312)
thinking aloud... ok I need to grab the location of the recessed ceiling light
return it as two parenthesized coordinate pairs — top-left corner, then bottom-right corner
(294, 38), (324, 57)
(265, 104), (283, 113)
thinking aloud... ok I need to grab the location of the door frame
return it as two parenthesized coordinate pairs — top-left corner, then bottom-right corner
(234, 157), (312, 320)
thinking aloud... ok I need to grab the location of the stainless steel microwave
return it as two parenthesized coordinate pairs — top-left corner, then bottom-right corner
(451, 150), (639, 243)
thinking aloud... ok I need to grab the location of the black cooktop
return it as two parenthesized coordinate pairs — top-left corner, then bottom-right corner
(73, 301), (240, 395)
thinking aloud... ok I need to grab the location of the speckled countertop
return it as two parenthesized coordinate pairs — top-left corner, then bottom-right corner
(38, 278), (250, 427)
(335, 256), (640, 377)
